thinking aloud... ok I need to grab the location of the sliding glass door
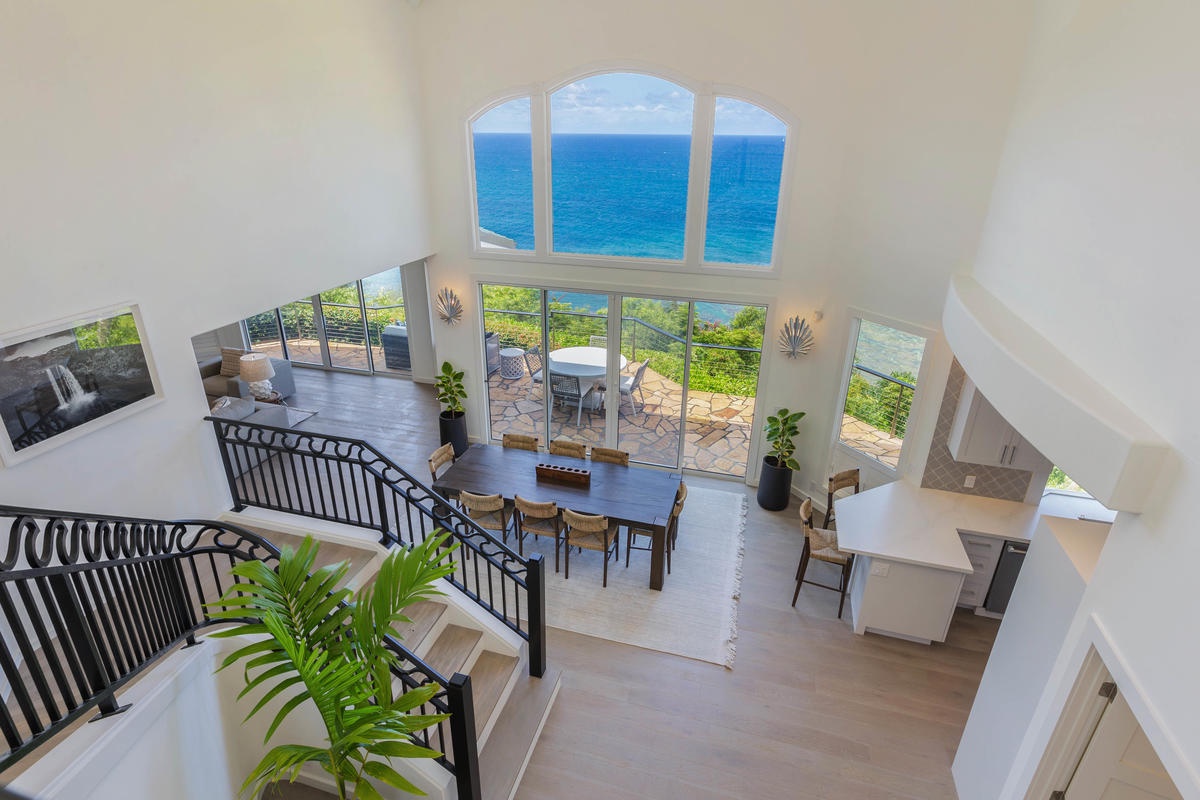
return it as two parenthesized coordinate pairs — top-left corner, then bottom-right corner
(481, 283), (766, 477)
(241, 267), (408, 376)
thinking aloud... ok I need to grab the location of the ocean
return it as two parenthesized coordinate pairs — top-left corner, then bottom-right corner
(473, 133), (784, 264)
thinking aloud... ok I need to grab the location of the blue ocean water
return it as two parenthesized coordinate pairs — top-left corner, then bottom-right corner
(473, 133), (783, 264)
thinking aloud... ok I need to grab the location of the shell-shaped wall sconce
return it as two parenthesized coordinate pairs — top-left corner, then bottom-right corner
(778, 316), (814, 358)
(435, 288), (463, 326)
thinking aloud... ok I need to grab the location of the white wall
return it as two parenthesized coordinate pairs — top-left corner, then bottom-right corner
(952, 0), (1200, 795)
(0, 0), (432, 517)
(409, 0), (1034, 492)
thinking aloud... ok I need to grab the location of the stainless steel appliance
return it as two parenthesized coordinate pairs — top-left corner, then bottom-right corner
(984, 540), (1028, 614)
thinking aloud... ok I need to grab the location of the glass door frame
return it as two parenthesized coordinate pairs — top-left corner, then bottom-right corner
(244, 284), (378, 374)
(480, 280), (767, 477)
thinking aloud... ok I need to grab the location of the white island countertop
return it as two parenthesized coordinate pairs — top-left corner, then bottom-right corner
(835, 481), (1042, 573)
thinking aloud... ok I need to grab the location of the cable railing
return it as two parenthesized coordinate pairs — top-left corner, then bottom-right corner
(844, 364), (917, 438)
(205, 417), (546, 680)
(0, 506), (478, 798)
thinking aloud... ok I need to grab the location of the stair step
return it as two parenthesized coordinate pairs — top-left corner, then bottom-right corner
(395, 600), (448, 650)
(469, 650), (520, 737)
(479, 664), (563, 800)
(262, 783), (337, 800)
(422, 624), (483, 676)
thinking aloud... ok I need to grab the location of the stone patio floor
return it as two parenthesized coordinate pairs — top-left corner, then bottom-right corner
(487, 365), (756, 476)
(840, 414), (902, 469)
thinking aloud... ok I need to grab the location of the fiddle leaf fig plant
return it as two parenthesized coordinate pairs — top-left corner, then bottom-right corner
(434, 361), (466, 416)
(208, 533), (458, 800)
(764, 407), (806, 470)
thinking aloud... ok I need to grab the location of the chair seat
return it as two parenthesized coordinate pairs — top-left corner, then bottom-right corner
(810, 545), (850, 565)
(569, 529), (615, 551)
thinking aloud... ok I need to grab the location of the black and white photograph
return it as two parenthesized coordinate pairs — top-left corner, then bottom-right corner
(0, 304), (161, 465)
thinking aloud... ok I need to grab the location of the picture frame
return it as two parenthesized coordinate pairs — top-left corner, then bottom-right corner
(0, 303), (163, 466)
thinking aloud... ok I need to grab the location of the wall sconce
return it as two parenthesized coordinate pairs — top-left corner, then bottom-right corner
(435, 287), (463, 326)
(778, 316), (814, 358)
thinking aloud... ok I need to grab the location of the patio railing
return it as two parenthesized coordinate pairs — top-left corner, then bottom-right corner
(845, 364), (916, 437)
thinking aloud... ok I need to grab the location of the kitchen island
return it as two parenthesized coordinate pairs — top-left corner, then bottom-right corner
(834, 481), (1101, 643)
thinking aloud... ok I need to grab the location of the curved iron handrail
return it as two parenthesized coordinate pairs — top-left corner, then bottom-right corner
(0, 505), (471, 791)
(206, 417), (546, 678)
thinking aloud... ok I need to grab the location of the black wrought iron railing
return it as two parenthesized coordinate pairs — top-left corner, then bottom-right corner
(0, 506), (479, 800)
(205, 417), (547, 679)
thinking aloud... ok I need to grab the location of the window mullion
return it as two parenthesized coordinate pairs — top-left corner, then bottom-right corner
(530, 93), (550, 257)
(685, 92), (716, 270)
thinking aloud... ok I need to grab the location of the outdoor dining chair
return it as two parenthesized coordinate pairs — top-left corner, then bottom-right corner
(550, 372), (594, 426)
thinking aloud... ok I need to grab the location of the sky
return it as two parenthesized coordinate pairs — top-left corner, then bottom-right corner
(473, 73), (787, 136)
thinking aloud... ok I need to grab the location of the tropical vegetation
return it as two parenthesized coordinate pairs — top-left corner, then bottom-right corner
(481, 286), (765, 396)
(208, 534), (458, 800)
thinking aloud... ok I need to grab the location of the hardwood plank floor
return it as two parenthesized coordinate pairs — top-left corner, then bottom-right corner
(223, 369), (997, 799)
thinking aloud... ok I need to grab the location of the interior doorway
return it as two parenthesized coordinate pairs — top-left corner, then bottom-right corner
(1030, 649), (1183, 799)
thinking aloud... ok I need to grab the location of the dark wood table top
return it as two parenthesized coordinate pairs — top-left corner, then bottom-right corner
(434, 443), (680, 531)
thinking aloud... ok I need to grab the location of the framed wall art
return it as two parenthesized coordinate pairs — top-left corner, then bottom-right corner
(0, 303), (163, 466)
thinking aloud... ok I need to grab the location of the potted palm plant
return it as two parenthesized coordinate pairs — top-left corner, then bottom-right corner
(209, 534), (458, 799)
(435, 360), (469, 457)
(757, 407), (805, 510)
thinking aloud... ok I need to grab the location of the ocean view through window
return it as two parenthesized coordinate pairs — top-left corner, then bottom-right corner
(469, 70), (790, 269)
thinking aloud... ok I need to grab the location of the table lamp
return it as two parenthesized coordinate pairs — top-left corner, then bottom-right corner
(239, 353), (276, 400)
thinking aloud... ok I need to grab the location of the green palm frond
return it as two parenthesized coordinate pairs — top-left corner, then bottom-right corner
(208, 534), (456, 799)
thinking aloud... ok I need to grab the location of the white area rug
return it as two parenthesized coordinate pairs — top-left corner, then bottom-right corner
(517, 486), (746, 668)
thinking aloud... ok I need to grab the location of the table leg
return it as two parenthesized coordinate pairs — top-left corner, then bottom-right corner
(649, 525), (666, 590)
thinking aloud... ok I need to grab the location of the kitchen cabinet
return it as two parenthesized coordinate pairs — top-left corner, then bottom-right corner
(956, 532), (1004, 609)
(947, 377), (1050, 471)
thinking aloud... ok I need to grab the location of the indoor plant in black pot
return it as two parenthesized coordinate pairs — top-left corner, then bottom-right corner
(435, 360), (469, 457)
(757, 407), (805, 511)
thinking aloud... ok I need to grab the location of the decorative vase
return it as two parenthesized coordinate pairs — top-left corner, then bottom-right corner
(439, 411), (468, 457)
(756, 456), (793, 511)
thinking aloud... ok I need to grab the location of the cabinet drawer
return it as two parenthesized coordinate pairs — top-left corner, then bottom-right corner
(957, 532), (1005, 607)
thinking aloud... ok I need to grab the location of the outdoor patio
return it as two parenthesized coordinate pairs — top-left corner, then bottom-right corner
(840, 414), (902, 468)
(486, 364), (755, 476)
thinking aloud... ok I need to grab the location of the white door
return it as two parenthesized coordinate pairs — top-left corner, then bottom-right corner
(1065, 692), (1183, 799)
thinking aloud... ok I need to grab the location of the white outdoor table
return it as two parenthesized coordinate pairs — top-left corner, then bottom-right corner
(547, 346), (627, 378)
(547, 346), (628, 423)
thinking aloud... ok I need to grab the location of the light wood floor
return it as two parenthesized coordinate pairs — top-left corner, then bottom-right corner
(238, 369), (997, 799)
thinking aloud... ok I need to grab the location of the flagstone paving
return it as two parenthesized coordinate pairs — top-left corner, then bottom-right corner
(839, 414), (902, 468)
(486, 364), (756, 476)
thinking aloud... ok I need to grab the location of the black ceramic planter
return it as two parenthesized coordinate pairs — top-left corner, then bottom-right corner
(756, 456), (793, 511)
(439, 411), (468, 458)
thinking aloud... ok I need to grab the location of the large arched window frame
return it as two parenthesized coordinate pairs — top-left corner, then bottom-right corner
(466, 66), (795, 278)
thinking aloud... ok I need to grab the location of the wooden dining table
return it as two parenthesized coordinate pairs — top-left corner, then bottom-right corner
(433, 443), (681, 590)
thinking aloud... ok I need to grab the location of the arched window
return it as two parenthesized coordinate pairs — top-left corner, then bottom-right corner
(704, 97), (786, 266)
(471, 97), (534, 251)
(468, 70), (790, 273)
(550, 73), (694, 259)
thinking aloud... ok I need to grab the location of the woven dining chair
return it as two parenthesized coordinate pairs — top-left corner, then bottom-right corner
(513, 495), (562, 570)
(427, 442), (455, 484)
(523, 345), (544, 399)
(792, 497), (855, 618)
(548, 438), (586, 458)
(562, 508), (620, 587)
(457, 490), (511, 543)
(626, 481), (687, 572)
(502, 433), (540, 452)
(590, 446), (630, 466)
(824, 468), (860, 529)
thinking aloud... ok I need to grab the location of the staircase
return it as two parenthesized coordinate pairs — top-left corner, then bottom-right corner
(242, 520), (560, 800)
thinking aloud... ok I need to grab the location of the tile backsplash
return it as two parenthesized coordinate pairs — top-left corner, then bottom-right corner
(921, 360), (1035, 502)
